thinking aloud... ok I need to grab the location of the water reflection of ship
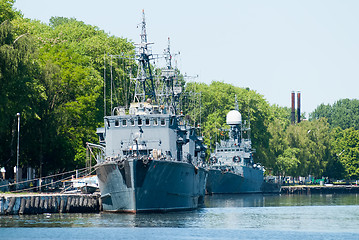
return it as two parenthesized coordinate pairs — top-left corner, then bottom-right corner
(87, 11), (207, 213)
(204, 194), (280, 208)
(206, 97), (280, 194)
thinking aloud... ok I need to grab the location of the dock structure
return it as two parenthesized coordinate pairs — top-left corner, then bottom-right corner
(281, 185), (359, 194)
(0, 193), (101, 215)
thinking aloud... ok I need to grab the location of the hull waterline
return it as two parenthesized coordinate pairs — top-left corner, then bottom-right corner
(206, 168), (263, 194)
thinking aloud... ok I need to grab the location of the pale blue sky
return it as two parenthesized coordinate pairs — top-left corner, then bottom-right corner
(14, 0), (359, 116)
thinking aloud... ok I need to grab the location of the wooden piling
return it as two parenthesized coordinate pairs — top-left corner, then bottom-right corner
(59, 198), (66, 213)
(6, 197), (16, 214)
(0, 193), (101, 215)
(19, 198), (26, 215)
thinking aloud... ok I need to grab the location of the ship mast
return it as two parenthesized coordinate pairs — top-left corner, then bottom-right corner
(160, 37), (178, 113)
(235, 95), (239, 111)
(134, 10), (156, 103)
(164, 37), (172, 70)
(230, 95), (241, 144)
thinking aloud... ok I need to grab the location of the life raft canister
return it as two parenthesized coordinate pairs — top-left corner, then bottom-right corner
(233, 156), (240, 163)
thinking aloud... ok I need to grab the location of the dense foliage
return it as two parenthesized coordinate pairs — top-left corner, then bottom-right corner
(310, 99), (359, 130)
(183, 82), (271, 166)
(267, 99), (359, 179)
(2, 1), (359, 180)
(185, 83), (359, 180)
(0, 1), (135, 177)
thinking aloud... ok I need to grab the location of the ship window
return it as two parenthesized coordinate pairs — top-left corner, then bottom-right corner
(161, 118), (166, 126)
(98, 133), (104, 141)
(145, 118), (150, 126)
(130, 119), (135, 126)
(170, 118), (175, 126)
(153, 118), (158, 126)
(138, 118), (142, 126)
(122, 119), (127, 126)
(236, 149), (239, 151)
(115, 120), (119, 127)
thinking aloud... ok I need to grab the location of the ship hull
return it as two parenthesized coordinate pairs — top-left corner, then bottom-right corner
(261, 180), (281, 193)
(206, 167), (264, 194)
(96, 159), (207, 212)
(206, 169), (243, 194)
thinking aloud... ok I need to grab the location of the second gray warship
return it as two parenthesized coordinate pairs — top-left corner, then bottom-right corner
(206, 98), (280, 194)
(88, 11), (207, 212)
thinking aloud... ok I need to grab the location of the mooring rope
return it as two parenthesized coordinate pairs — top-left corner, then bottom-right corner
(0, 166), (99, 193)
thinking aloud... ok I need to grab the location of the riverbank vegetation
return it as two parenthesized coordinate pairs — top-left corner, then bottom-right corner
(1, 1), (359, 181)
(0, 1), (135, 176)
(186, 82), (359, 180)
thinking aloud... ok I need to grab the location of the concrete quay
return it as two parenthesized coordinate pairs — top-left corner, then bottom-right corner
(281, 185), (359, 194)
(0, 193), (101, 215)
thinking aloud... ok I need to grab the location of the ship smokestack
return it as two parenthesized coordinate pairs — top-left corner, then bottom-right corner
(291, 91), (295, 124)
(297, 91), (301, 123)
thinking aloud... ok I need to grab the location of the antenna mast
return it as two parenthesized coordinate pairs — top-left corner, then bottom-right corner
(164, 37), (172, 69)
(235, 94), (239, 111)
(134, 10), (156, 103)
(154, 36), (183, 115)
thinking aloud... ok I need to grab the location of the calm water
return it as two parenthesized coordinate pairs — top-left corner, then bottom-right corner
(1, 194), (359, 239)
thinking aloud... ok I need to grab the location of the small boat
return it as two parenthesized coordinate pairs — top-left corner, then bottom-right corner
(63, 175), (99, 194)
(80, 184), (98, 194)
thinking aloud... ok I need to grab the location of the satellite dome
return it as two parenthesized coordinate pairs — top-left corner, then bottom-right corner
(226, 110), (242, 125)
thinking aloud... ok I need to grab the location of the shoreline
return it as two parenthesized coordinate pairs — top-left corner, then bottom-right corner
(280, 184), (359, 194)
(1, 186), (359, 215)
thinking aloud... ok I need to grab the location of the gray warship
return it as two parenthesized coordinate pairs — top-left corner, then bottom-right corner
(206, 99), (280, 194)
(88, 11), (207, 212)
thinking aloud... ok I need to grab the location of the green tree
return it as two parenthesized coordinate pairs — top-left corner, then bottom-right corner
(0, 0), (21, 23)
(184, 81), (272, 166)
(266, 105), (291, 174)
(281, 119), (332, 178)
(0, 12), (136, 176)
(310, 99), (359, 130)
(302, 119), (332, 177)
(0, 19), (37, 176)
(332, 127), (359, 179)
(26, 17), (135, 174)
(45, 17), (136, 114)
(276, 147), (300, 176)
